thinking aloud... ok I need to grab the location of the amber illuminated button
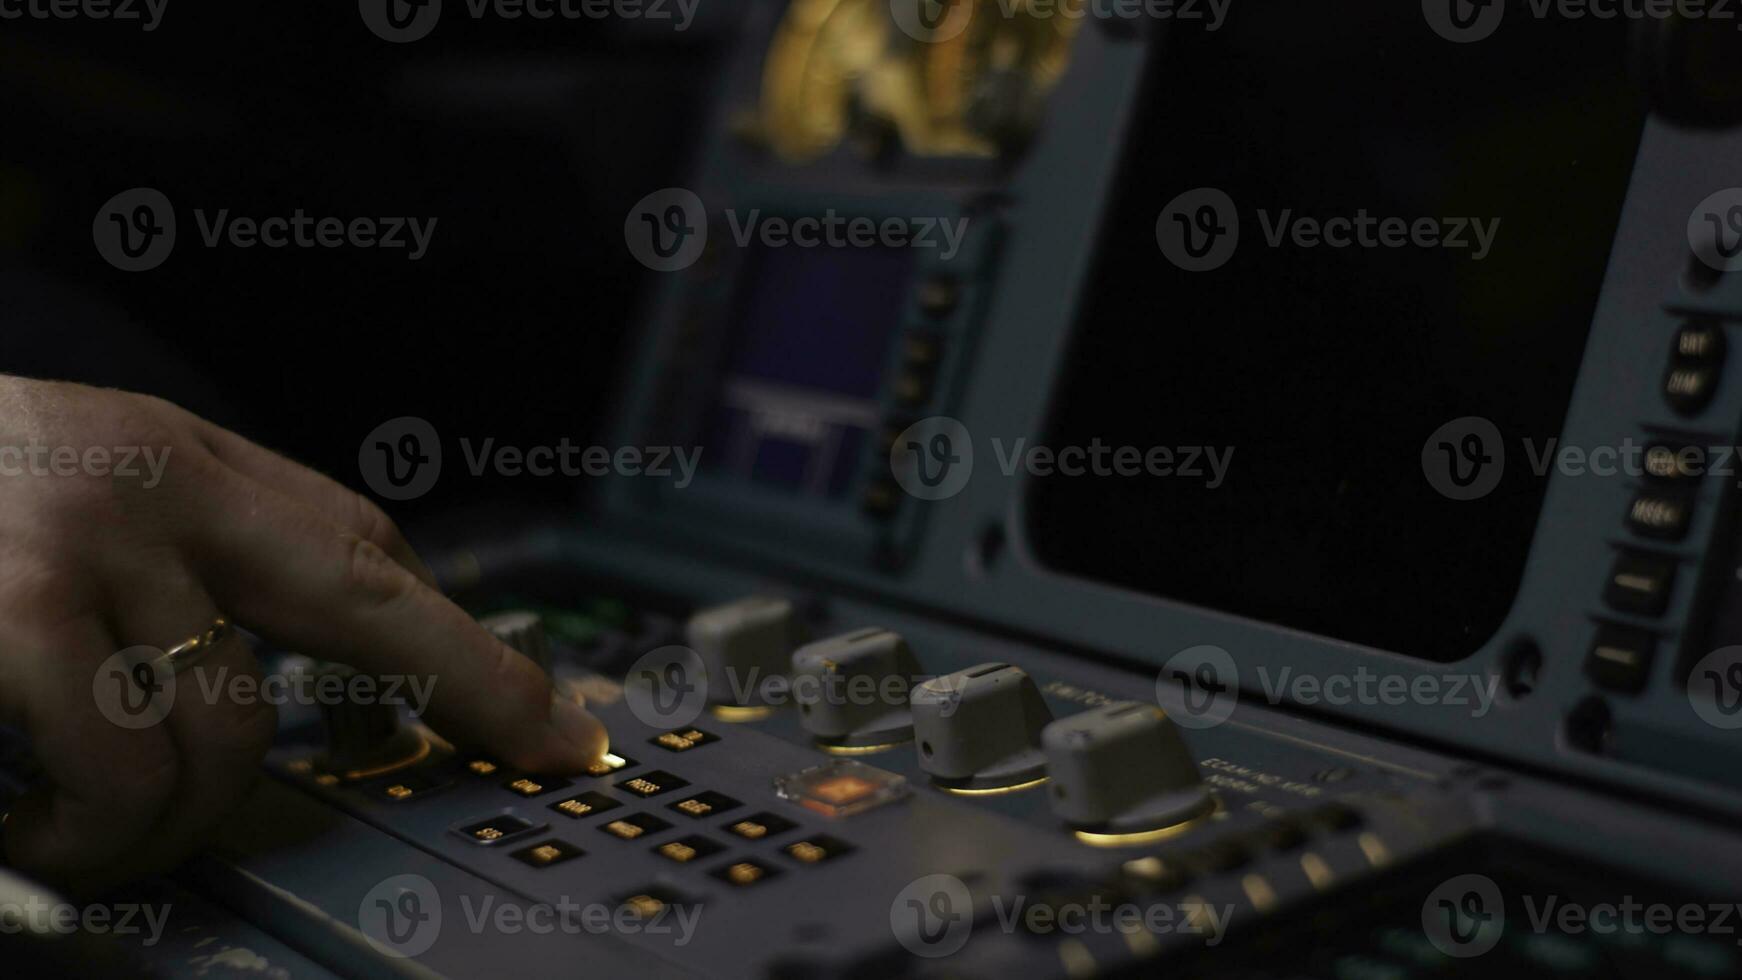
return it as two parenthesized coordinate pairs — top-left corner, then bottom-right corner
(466, 758), (502, 777)
(773, 760), (909, 818)
(616, 770), (688, 798)
(783, 835), (853, 865)
(511, 839), (584, 869)
(584, 753), (635, 777)
(370, 771), (445, 802)
(456, 814), (540, 845)
(651, 728), (719, 752)
(616, 886), (690, 919)
(549, 792), (621, 820)
(712, 859), (781, 888)
(726, 811), (797, 840)
(504, 776), (572, 799)
(654, 835), (724, 864)
(667, 791), (741, 819)
(599, 813), (672, 841)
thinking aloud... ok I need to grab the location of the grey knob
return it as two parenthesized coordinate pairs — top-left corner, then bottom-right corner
(481, 610), (551, 674)
(792, 628), (921, 747)
(1042, 702), (1211, 831)
(314, 663), (426, 779)
(911, 663), (1053, 790)
(685, 596), (801, 705)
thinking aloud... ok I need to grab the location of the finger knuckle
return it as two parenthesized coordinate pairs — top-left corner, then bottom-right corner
(341, 533), (417, 609)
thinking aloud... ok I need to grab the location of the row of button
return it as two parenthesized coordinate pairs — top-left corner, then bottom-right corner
(862, 273), (961, 519)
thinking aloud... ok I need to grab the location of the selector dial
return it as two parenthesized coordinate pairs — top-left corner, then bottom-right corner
(685, 596), (803, 705)
(312, 663), (428, 781)
(1042, 701), (1213, 836)
(911, 662), (1053, 791)
(792, 628), (922, 749)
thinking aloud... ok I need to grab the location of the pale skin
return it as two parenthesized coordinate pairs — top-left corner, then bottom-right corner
(0, 376), (608, 892)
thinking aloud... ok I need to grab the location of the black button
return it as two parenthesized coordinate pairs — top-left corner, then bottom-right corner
(550, 791), (621, 820)
(1674, 319), (1727, 364)
(599, 812), (673, 841)
(1587, 623), (1657, 694)
(712, 859), (782, 888)
(1643, 443), (1704, 483)
(782, 835), (854, 865)
(652, 835), (725, 864)
(503, 775), (572, 799)
(725, 811), (797, 840)
(511, 839), (585, 868)
(1179, 839), (1251, 874)
(650, 728), (719, 753)
(1626, 491), (1693, 541)
(456, 814), (542, 846)
(668, 791), (741, 819)
(916, 275), (960, 319)
(1303, 803), (1363, 833)
(1244, 817), (1308, 852)
(1665, 364), (1720, 415)
(616, 770), (687, 798)
(1604, 550), (1677, 616)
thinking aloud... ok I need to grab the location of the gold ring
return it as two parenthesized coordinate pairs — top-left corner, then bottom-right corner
(158, 616), (233, 674)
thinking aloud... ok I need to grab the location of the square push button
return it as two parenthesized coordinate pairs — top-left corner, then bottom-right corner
(511, 840), (585, 869)
(726, 812), (797, 840)
(550, 792), (621, 820)
(1587, 623), (1657, 694)
(651, 728), (720, 753)
(504, 775), (572, 799)
(617, 770), (687, 798)
(668, 791), (740, 819)
(712, 859), (782, 888)
(1604, 551), (1677, 617)
(653, 835), (724, 864)
(464, 758), (504, 777)
(584, 753), (635, 777)
(783, 835), (854, 865)
(1626, 492), (1692, 541)
(456, 813), (543, 846)
(599, 813), (672, 841)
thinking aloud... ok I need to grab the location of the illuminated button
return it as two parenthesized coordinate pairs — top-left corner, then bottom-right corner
(314, 774), (340, 787)
(386, 784), (415, 800)
(783, 835), (853, 865)
(1644, 442), (1704, 483)
(726, 812), (797, 840)
(585, 753), (635, 777)
(504, 776), (572, 799)
(651, 728), (719, 752)
(774, 760), (909, 818)
(1604, 550), (1677, 617)
(599, 813), (672, 841)
(1627, 491), (1693, 541)
(456, 814), (541, 846)
(1586, 623), (1657, 694)
(614, 886), (692, 920)
(667, 791), (740, 819)
(654, 835), (724, 864)
(511, 840), (584, 868)
(549, 792), (620, 820)
(617, 770), (688, 798)
(369, 771), (445, 802)
(712, 860), (781, 888)
(466, 758), (502, 777)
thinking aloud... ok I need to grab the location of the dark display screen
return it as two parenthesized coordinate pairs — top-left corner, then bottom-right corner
(1029, 6), (1647, 660)
(702, 241), (913, 496)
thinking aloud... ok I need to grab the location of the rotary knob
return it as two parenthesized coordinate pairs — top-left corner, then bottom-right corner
(791, 628), (921, 749)
(481, 609), (551, 674)
(1042, 701), (1212, 834)
(685, 596), (802, 705)
(911, 663), (1054, 791)
(313, 663), (427, 780)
